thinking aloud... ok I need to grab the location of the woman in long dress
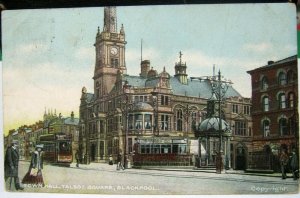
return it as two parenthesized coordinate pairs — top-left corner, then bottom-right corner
(22, 144), (44, 187)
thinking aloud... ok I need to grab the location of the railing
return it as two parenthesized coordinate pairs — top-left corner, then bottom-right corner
(247, 152), (272, 170)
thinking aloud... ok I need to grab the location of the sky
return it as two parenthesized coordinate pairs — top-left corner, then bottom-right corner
(1, 3), (297, 136)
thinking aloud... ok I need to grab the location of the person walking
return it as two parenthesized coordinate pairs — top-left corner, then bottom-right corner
(279, 149), (289, 179)
(109, 155), (113, 165)
(117, 153), (124, 170)
(290, 150), (299, 180)
(4, 141), (24, 191)
(22, 144), (45, 187)
(75, 150), (80, 168)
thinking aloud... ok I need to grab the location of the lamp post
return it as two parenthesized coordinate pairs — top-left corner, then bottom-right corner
(211, 70), (232, 173)
(191, 69), (232, 173)
(151, 88), (159, 137)
(121, 82), (132, 168)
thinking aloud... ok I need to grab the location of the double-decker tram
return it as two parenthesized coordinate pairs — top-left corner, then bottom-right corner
(38, 133), (73, 167)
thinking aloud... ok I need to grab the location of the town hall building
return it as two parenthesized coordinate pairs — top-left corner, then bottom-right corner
(79, 7), (252, 169)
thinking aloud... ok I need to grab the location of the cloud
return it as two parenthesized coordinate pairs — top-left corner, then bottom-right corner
(75, 47), (95, 61)
(243, 42), (272, 52)
(18, 42), (49, 54)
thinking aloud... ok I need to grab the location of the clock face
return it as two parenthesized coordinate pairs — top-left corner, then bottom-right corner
(110, 47), (118, 55)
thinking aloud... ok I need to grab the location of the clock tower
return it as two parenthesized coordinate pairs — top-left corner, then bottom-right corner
(94, 7), (126, 98)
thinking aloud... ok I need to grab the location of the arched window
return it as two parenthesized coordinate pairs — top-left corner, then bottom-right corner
(287, 70), (296, 84)
(288, 92), (295, 108)
(176, 109), (183, 131)
(278, 93), (286, 109)
(261, 76), (268, 90)
(279, 117), (288, 136)
(191, 111), (197, 131)
(278, 72), (287, 85)
(262, 120), (270, 137)
(262, 96), (269, 112)
(288, 117), (296, 135)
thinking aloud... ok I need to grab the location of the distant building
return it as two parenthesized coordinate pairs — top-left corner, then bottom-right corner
(247, 55), (298, 171)
(4, 111), (79, 162)
(79, 7), (252, 169)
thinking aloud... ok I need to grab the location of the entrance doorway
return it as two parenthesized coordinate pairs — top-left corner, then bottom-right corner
(235, 145), (246, 170)
(91, 144), (96, 162)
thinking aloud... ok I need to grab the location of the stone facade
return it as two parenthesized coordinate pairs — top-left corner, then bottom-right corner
(79, 7), (252, 169)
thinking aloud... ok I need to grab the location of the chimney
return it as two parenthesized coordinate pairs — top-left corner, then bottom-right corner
(140, 60), (150, 78)
(268, 61), (274, 65)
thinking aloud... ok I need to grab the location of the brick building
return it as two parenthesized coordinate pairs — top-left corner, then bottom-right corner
(247, 55), (298, 171)
(79, 7), (252, 169)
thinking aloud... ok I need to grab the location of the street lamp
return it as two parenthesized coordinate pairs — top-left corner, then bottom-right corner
(151, 88), (159, 136)
(211, 70), (232, 173)
(191, 69), (232, 173)
(121, 81), (132, 168)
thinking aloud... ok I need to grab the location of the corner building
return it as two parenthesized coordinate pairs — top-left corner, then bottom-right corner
(79, 7), (252, 168)
(247, 55), (298, 172)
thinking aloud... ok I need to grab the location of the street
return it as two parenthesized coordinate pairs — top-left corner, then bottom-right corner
(5, 161), (299, 195)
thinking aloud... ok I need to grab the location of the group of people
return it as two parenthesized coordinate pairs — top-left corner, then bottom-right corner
(109, 153), (125, 170)
(4, 141), (45, 191)
(279, 149), (299, 180)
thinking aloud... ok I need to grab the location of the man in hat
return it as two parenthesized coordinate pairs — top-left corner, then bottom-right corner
(4, 141), (24, 190)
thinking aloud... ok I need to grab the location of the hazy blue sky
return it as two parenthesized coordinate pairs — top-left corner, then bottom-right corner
(2, 3), (297, 135)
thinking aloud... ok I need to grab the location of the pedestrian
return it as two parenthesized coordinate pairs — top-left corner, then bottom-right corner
(75, 150), (80, 168)
(22, 144), (45, 187)
(117, 153), (124, 170)
(290, 150), (299, 180)
(4, 141), (24, 191)
(279, 149), (289, 179)
(109, 155), (113, 165)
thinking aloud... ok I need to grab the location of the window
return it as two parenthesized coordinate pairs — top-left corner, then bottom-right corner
(128, 114), (134, 129)
(243, 105), (251, 115)
(128, 138), (133, 153)
(261, 76), (268, 90)
(262, 96), (269, 112)
(133, 95), (148, 103)
(161, 115), (169, 131)
(176, 109), (183, 131)
(161, 95), (169, 105)
(161, 144), (171, 154)
(289, 117), (296, 135)
(288, 92), (295, 108)
(144, 114), (152, 130)
(234, 121), (247, 136)
(278, 72), (287, 85)
(110, 58), (119, 68)
(191, 112), (197, 131)
(134, 114), (143, 130)
(287, 70), (295, 84)
(279, 118), (288, 136)
(262, 120), (270, 137)
(232, 104), (239, 113)
(278, 93), (286, 109)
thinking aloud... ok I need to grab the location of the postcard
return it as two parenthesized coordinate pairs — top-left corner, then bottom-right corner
(1, 3), (299, 197)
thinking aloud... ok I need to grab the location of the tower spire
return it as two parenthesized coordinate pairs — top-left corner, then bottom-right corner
(141, 39), (143, 62)
(104, 7), (117, 33)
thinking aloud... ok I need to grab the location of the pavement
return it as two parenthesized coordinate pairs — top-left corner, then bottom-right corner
(70, 162), (287, 178)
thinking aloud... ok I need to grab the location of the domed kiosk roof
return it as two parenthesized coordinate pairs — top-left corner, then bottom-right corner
(198, 117), (230, 132)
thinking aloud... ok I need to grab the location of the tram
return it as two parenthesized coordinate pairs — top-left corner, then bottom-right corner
(38, 133), (73, 166)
